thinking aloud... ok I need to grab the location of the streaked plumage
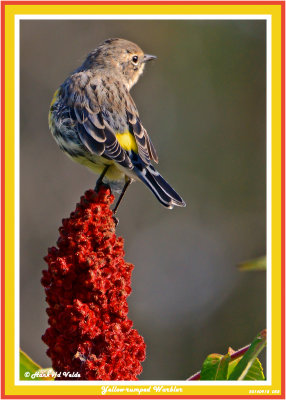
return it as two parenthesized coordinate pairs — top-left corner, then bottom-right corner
(49, 38), (185, 209)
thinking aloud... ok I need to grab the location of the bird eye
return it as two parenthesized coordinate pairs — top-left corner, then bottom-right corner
(132, 55), (138, 64)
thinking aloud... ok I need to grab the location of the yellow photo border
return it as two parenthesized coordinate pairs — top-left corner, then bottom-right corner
(2, 1), (284, 398)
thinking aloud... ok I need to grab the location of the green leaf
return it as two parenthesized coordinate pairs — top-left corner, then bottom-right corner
(20, 349), (55, 381)
(201, 353), (230, 380)
(228, 330), (266, 380)
(238, 255), (266, 271)
(20, 349), (41, 379)
(243, 358), (265, 380)
(228, 357), (265, 380)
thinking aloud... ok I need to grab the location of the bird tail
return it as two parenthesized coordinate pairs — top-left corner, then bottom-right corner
(134, 164), (186, 209)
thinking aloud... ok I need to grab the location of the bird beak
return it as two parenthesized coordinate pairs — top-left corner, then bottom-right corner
(143, 54), (157, 62)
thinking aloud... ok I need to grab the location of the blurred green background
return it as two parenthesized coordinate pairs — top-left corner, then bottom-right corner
(20, 19), (266, 379)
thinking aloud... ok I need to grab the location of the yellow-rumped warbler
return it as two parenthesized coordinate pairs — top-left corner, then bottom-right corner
(49, 38), (185, 210)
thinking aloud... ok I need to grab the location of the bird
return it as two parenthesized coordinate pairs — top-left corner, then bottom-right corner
(49, 38), (186, 212)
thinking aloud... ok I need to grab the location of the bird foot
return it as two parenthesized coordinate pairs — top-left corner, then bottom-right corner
(94, 182), (111, 193)
(112, 215), (119, 226)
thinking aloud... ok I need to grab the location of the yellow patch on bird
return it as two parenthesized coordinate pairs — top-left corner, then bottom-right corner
(48, 88), (60, 128)
(116, 132), (138, 153)
(50, 88), (60, 107)
(72, 155), (125, 181)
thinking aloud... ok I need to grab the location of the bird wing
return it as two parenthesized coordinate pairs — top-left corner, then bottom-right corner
(125, 94), (159, 164)
(69, 84), (133, 169)
(64, 78), (158, 169)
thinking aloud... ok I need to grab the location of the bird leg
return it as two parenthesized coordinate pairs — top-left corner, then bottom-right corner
(94, 165), (110, 192)
(113, 178), (132, 217)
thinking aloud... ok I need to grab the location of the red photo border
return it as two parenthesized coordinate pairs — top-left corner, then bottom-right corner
(0, 1), (284, 399)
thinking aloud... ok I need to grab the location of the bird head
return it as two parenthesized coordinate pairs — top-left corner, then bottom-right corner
(82, 38), (156, 89)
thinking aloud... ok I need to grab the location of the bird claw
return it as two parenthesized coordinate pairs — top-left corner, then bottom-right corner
(94, 182), (111, 193)
(112, 215), (119, 226)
